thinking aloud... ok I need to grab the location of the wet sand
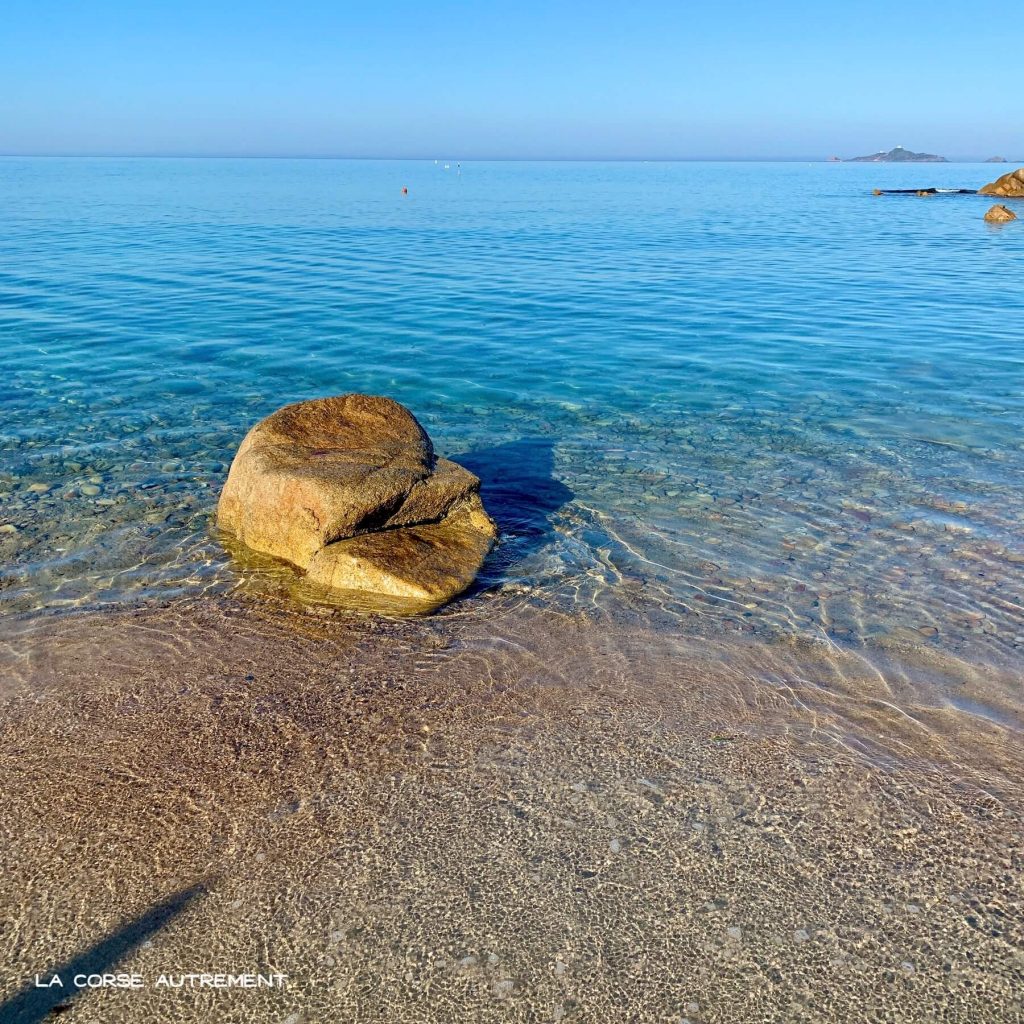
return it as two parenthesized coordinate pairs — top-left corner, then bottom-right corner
(0, 594), (1022, 1023)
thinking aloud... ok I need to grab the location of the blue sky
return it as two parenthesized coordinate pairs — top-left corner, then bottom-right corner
(1, 0), (1018, 159)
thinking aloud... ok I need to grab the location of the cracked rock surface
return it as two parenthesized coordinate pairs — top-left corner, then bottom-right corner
(979, 167), (1024, 198)
(217, 394), (495, 610)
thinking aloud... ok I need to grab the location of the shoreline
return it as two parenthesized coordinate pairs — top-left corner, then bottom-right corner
(2, 593), (1021, 1021)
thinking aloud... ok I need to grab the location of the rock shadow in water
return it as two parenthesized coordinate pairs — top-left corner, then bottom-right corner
(454, 438), (574, 579)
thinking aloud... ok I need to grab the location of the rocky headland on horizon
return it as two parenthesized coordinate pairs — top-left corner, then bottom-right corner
(846, 146), (946, 163)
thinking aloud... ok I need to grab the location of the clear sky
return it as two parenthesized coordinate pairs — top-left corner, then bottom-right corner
(1, 0), (1018, 159)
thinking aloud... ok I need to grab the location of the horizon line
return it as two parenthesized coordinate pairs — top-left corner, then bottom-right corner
(0, 153), (1017, 164)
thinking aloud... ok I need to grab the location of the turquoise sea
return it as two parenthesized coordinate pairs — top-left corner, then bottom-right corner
(2, 157), (1024, 704)
(3, 158), (1024, 1023)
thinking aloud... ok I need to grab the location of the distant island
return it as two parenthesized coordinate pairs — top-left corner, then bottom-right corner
(847, 146), (947, 163)
(985, 156), (1008, 163)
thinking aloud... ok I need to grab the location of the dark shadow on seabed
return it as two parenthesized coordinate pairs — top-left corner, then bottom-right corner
(454, 438), (574, 578)
(0, 884), (205, 1024)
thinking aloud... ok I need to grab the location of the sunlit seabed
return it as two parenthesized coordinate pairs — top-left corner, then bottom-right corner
(1, 598), (1023, 1022)
(1, 159), (1023, 1020)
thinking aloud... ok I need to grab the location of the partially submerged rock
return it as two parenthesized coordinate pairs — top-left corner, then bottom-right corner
(218, 395), (435, 569)
(306, 500), (495, 607)
(984, 204), (1017, 224)
(978, 167), (1024, 198)
(218, 395), (496, 611)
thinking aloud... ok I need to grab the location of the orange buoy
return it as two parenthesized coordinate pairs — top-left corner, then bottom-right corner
(402, 187), (408, 195)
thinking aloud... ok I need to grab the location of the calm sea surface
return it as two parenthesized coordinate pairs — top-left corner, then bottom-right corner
(4, 159), (1024, 1022)
(2, 157), (1023, 705)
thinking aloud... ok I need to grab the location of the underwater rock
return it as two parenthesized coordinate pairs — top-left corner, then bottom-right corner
(218, 394), (495, 610)
(983, 204), (1017, 224)
(978, 167), (1024, 198)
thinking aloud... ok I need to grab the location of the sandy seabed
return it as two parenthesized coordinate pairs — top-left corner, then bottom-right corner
(0, 594), (1021, 1023)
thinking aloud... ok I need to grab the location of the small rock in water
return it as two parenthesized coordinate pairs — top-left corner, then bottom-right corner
(983, 203), (1017, 223)
(80, 484), (101, 497)
(727, 926), (743, 941)
(27, 483), (50, 493)
(0, 524), (17, 534)
(609, 838), (622, 854)
(793, 928), (810, 943)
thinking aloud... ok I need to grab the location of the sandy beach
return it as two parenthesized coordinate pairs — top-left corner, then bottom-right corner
(1, 593), (1021, 1023)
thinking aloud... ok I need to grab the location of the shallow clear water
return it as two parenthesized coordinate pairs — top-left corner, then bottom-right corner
(3, 158), (1024, 1022)
(2, 157), (1023, 673)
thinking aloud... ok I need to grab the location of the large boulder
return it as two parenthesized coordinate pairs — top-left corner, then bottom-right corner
(218, 395), (496, 610)
(984, 204), (1017, 224)
(978, 167), (1024, 198)
(218, 395), (433, 569)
